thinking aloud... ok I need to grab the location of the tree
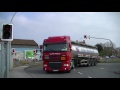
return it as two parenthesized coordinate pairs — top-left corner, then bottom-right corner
(96, 41), (117, 57)
(95, 44), (104, 53)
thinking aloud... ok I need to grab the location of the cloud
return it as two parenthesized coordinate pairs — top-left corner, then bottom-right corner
(0, 12), (120, 47)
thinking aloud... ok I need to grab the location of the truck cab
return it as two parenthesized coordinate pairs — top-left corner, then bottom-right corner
(41, 36), (74, 73)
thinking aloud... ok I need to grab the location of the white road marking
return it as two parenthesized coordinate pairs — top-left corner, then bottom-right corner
(100, 68), (104, 69)
(78, 72), (83, 74)
(88, 76), (92, 78)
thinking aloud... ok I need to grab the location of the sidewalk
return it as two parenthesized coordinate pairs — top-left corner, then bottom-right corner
(9, 66), (32, 78)
(9, 61), (43, 78)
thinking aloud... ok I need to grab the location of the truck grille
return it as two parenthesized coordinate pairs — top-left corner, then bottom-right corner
(49, 55), (61, 60)
(48, 62), (62, 70)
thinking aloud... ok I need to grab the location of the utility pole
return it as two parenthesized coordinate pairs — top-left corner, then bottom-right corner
(1, 12), (17, 78)
(9, 12), (17, 71)
(8, 12), (17, 77)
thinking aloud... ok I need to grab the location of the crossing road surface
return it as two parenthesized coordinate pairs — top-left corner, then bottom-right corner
(24, 63), (120, 78)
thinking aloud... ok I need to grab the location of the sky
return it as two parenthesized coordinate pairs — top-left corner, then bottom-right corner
(0, 12), (120, 48)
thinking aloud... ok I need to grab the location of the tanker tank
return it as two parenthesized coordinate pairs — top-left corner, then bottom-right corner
(71, 41), (99, 66)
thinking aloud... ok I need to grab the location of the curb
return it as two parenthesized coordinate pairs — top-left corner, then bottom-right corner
(114, 71), (120, 74)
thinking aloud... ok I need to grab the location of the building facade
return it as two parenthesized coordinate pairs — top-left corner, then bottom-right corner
(11, 39), (41, 61)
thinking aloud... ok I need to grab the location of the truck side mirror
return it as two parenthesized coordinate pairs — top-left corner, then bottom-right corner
(69, 43), (72, 51)
(40, 50), (42, 53)
(40, 45), (43, 49)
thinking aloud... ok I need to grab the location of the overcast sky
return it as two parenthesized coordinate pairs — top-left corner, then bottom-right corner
(0, 12), (120, 47)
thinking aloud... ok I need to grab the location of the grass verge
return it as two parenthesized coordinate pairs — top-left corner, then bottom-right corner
(13, 60), (43, 67)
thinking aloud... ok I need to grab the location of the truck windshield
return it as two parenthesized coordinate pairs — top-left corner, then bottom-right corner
(43, 43), (69, 52)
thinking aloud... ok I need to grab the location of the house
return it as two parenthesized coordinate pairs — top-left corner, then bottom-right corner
(0, 38), (42, 60)
(0, 38), (40, 77)
(11, 39), (38, 51)
(11, 39), (41, 60)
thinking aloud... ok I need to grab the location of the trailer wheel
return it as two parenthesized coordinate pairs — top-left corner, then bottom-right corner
(71, 61), (74, 69)
(67, 70), (70, 73)
(91, 63), (93, 66)
(87, 63), (91, 67)
(74, 60), (77, 67)
(94, 63), (96, 66)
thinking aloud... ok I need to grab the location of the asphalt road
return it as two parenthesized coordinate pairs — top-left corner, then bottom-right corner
(24, 63), (120, 78)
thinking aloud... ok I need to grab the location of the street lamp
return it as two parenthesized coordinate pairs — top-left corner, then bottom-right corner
(10, 12), (17, 23)
(8, 12), (17, 77)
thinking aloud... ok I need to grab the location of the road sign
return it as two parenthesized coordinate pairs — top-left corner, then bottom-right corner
(25, 50), (34, 59)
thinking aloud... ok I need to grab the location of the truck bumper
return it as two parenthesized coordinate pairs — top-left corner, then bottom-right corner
(43, 67), (70, 72)
(43, 61), (71, 72)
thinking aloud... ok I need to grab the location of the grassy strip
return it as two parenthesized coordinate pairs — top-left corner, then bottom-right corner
(98, 58), (120, 63)
(13, 60), (43, 67)
(14, 58), (120, 67)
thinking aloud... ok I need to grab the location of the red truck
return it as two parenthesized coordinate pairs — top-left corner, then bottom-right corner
(40, 36), (99, 73)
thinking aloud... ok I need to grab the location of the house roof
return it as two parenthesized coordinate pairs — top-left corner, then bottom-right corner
(11, 39), (38, 46)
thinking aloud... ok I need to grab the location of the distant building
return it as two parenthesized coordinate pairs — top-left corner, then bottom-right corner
(11, 39), (41, 60)
(0, 39), (41, 60)
(11, 39), (38, 51)
(115, 47), (120, 52)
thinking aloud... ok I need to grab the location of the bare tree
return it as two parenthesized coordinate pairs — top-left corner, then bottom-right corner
(112, 42), (116, 49)
(96, 41), (117, 56)
(104, 41), (115, 48)
(104, 41), (111, 47)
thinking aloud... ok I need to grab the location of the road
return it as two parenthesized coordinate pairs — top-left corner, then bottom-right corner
(24, 63), (120, 78)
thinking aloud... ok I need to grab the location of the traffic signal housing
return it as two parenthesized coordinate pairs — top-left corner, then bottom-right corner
(40, 45), (43, 53)
(84, 35), (87, 39)
(1, 24), (13, 41)
(12, 48), (15, 53)
(12, 48), (15, 55)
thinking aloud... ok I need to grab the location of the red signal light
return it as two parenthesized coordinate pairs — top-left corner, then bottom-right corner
(12, 48), (15, 53)
(40, 45), (42, 49)
(12, 48), (15, 55)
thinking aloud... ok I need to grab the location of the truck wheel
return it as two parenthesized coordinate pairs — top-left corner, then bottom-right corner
(46, 71), (51, 73)
(67, 70), (70, 73)
(71, 64), (74, 69)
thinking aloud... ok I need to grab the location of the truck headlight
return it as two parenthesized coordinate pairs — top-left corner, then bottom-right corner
(63, 64), (69, 66)
(44, 64), (47, 67)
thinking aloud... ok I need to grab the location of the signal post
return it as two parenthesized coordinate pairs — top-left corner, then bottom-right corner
(1, 24), (13, 78)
